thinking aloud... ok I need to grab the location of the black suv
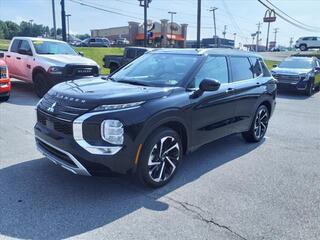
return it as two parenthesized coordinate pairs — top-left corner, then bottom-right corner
(35, 49), (277, 187)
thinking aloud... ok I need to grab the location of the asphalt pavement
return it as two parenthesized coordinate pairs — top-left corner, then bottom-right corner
(0, 80), (319, 240)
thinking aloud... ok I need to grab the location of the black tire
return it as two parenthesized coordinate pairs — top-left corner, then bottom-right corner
(242, 105), (270, 143)
(305, 81), (314, 96)
(109, 64), (119, 73)
(33, 72), (52, 98)
(0, 95), (10, 102)
(299, 44), (307, 51)
(137, 127), (183, 188)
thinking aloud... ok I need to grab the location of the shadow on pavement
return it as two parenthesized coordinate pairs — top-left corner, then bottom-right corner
(6, 80), (39, 106)
(0, 134), (264, 239)
(277, 89), (318, 100)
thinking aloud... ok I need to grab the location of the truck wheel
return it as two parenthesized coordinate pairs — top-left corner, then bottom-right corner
(137, 127), (182, 188)
(33, 72), (52, 98)
(242, 105), (269, 143)
(299, 44), (307, 51)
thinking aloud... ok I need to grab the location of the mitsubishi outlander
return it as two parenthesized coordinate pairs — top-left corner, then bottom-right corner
(34, 49), (277, 187)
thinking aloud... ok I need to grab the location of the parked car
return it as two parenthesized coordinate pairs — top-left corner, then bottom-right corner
(295, 37), (320, 51)
(0, 53), (11, 101)
(115, 38), (129, 45)
(3, 37), (99, 97)
(35, 48), (276, 187)
(81, 38), (110, 47)
(271, 56), (320, 96)
(103, 47), (151, 73)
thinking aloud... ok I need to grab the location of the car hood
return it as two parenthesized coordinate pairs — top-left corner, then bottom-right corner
(48, 77), (174, 107)
(39, 54), (98, 66)
(271, 67), (312, 75)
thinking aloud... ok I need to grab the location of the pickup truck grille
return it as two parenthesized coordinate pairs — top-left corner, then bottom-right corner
(38, 95), (90, 122)
(65, 64), (99, 77)
(273, 74), (300, 83)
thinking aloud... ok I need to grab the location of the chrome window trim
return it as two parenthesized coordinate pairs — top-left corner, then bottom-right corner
(35, 136), (91, 176)
(73, 111), (122, 155)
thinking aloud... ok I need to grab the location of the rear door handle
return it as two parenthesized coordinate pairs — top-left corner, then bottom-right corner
(6, 55), (11, 58)
(16, 57), (21, 60)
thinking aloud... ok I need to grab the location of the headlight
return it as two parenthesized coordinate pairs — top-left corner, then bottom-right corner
(47, 66), (64, 75)
(0, 66), (8, 79)
(93, 101), (145, 112)
(101, 120), (124, 145)
(300, 72), (313, 81)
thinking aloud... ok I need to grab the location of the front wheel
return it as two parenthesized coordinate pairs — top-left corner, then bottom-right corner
(305, 81), (314, 96)
(242, 105), (270, 143)
(299, 44), (307, 51)
(137, 128), (182, 188)
(33, 72), (52, 98)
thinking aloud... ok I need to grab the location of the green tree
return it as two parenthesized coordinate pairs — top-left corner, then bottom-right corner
(75, 33), (90, 40)
(4, 21), (20, 39)
(0, 21), (9, 39)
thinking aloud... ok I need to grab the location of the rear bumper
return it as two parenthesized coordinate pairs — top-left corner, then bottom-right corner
(0, 78), (11, 94)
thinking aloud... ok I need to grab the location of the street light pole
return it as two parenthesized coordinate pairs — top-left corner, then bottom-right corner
(222, 25), (227, 39)
(168, 11), (177, 47)
(52, 0), (57, 39)
(61, 0), (67, 41)
(66, 14), (71, 42)
(208, 7), (218, 37)
(139, 0), (151, 47)
(196, 0), (201, 48)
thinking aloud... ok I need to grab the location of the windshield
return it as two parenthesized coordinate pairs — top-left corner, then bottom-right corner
(111, 53), (201, 87)
(32, 40), (77, 55)
(279, 58), (313, 69)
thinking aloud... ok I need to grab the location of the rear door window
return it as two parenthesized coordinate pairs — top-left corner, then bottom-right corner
(249, 57), (262, 78)
(10, 39), (20, 53)
(230, 57), (253, 82)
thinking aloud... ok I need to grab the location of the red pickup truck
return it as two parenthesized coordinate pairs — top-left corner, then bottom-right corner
(0, 53), (11, 101)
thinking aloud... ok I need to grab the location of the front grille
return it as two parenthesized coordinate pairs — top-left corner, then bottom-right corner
(273, 74), (300, 83)
(37, 110), (73, 135)
(38, 94), (90, 122)
(65, 64), (99, 77)
(37, 139), (76, 166)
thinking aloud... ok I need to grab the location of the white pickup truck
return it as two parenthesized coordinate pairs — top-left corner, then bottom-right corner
(3, 37), (99, 97)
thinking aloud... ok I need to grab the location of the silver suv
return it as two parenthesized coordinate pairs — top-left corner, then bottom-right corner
(295, 36), (320, 51)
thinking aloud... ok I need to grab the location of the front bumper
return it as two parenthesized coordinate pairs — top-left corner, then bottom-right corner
(276, 80), (309, 91)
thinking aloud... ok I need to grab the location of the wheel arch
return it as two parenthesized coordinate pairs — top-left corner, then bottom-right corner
(32, 66), (47, 82)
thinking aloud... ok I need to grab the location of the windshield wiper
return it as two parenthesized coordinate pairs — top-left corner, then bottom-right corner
(117, 80), (150, 86)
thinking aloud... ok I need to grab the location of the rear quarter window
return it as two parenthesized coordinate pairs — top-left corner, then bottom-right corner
(259, 59), (271, 77)
(249, 57), (262, 78)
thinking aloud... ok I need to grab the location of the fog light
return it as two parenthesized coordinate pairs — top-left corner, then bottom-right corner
(101, 120), (124, 145)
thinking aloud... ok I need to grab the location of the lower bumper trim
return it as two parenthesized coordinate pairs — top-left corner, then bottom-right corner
(35, 137), (91, 176)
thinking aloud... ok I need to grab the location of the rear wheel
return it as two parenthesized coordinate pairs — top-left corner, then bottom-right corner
(33, 72), (52, 98)
(299, 44), (307, 51)
(137, 128), (182, 188)
(242, 105), (269, 143)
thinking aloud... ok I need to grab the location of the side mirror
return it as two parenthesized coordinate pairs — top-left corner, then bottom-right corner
(272, 64), (277, 68)
(0, 52), (4, 58)
(78, 52), (84, 56)
(314, 66), (320, 72)
(199, 78), (221, 92)
(190, 78), (221, 99)
(18, 49), (32, 56)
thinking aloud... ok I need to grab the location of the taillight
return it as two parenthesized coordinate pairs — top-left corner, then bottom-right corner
(0, 66), (8, 79)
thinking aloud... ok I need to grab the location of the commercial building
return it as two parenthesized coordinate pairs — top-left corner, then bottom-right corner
(91, 20), (188, 47)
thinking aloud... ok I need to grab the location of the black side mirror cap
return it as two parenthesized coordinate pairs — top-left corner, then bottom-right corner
(78, 52), (84, 56)
(199, 78), (221, 92)
(314, 66), (320, 72)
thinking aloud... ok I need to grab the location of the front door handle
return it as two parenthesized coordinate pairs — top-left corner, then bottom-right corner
(226, 88), (235, 94)
(16, 57), (21, 60)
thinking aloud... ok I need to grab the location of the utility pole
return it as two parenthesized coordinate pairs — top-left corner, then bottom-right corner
(208, 7), (218, 37)
(66, 14), (71, 42)
(52, 0), (57, 39)
(222, 25), (227, 39)
(256, 22), (262, 52)
(168, 11), (177, 47)
(61, 0), (67, 41)
(139, 0), (151, 47)
(196, 0), (201, 48)
(233, 33), (236, 48)
(289, 37), (293, 50)
(273, 28), (279, 43)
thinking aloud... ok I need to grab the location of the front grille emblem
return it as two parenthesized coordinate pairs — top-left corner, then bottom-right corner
(47, 102), (57, 113)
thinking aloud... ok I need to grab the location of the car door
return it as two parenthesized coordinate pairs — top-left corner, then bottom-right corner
(190, 55), (238, 148)
(88, 38), (96, 47)
(5, 39), (20, 78)
(15, 40), (34, 81)
(229, 56), (266, 133)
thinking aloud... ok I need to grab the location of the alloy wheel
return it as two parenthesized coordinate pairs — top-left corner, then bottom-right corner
(254, 108), (269, 139)
(148, 136), (180, 182)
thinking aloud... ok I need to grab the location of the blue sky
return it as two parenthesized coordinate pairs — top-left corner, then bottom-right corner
(0, 0), (319, 47)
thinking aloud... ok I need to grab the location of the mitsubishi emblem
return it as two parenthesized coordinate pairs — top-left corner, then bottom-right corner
(47, 102), (56, 113)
